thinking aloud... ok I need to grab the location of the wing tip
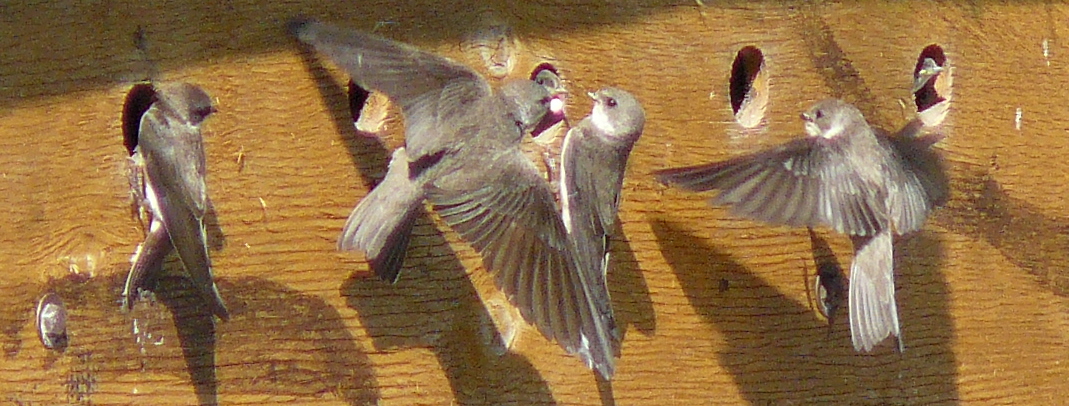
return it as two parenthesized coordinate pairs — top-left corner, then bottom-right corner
(652, 165), (722, 192)
(651, 170), (675, 186)
(652, 167), (700, 189)
(568, 333), (618, 380)
(593, 359), (616, 381)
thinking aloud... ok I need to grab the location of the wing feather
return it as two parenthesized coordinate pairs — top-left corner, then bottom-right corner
(428, 150), (618, 378)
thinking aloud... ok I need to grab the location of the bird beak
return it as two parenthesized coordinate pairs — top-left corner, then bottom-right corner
(800, 112), (811, 122)
(587, 91), (597, 100)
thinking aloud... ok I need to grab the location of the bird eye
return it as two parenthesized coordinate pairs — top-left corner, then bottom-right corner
(606, 97), (617, 108)
(191, 106), (216, 124)
(815, 109), (824, 119)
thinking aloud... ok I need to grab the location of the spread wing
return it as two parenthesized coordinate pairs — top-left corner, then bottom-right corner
(427, 149), (619, 379)
(139, 107), (229, 320)
(654, 138), (888, 237)
(883, 124), (949, 234)
(290, 18), (492, 160)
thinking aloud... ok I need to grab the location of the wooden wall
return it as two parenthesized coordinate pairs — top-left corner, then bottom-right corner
(2, 1), (1068, 405)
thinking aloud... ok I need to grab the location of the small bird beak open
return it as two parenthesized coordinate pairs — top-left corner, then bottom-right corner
(532, 97), (567, 138)
(800, 112), (812, 122)
(549, 98), (565, 116)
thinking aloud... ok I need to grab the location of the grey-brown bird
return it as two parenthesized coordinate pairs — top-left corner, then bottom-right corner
(124, 82), (229, 320)
(654, 99), (947, 352)
(560, 88), (646, 344)
(911, 57), (944, 94)
(290, 18), (618, 378)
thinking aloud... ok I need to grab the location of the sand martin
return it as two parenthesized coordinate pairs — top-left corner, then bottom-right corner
(655, 99), (947, 352)
(291, 18), (618, 378)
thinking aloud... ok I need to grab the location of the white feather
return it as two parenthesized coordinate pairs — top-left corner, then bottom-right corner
(590, 105), (616, 135)
(144, 179), (164, 225)
(559, 128), (576, 233)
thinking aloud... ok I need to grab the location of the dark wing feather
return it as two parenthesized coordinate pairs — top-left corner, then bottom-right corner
(122, 219), (172, 311)
(338, 148), (424, 282)
(139, 108), (229, 320)
(428, 151), (619, 379)
(290, 19), (491, 160)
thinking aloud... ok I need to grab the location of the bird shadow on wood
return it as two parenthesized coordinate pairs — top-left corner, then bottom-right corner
(203, 199), (226, 251)
(291, 41), (392, 190)
(151, 274), (219, 406)
(341, 250), (559, 405)
(805, 229), (846, 333)
(608, 219), (657, 337)
(5, 271), (380, 405)
(933, 165), (1069, 296)
(337, 221), (570, 404)
(650, 217), (959, 404)
(0, 279), (37, 359)
(293, 40), (559, 405)
(209, 277), (380, 405)
(153, 273), (385, 405)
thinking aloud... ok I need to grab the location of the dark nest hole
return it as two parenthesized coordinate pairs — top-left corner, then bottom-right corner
(914, 44), (947, 112)
(729, 46), (764, 115)
(122, 83), (157, 156)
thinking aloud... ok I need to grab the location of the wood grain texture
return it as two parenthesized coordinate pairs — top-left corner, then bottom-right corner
(3, 1), (1069, 405)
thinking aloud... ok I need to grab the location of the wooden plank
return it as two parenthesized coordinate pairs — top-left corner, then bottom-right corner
(2, 1), (1068, 405)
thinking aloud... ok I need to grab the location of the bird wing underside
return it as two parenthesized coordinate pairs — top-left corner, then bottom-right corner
(428, 151), (619, 378)
(655, 138), (889, 236)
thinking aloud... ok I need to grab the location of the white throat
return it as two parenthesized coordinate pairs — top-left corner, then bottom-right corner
(807, 119), (845, 139)
(590, 106), (616, 135)
(804, 121), (821, 138)
(822, 119), (845, 139)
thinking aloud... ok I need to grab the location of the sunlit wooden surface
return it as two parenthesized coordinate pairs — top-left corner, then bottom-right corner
(2, 1), (1069, 405)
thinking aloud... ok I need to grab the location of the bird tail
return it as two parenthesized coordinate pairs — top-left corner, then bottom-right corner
(338, 147), (423, 282)
(848, 230), (902, 352)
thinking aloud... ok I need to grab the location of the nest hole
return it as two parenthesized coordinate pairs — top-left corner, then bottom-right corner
(121, 83), (157, 156)
(914, 44), (947, 112)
